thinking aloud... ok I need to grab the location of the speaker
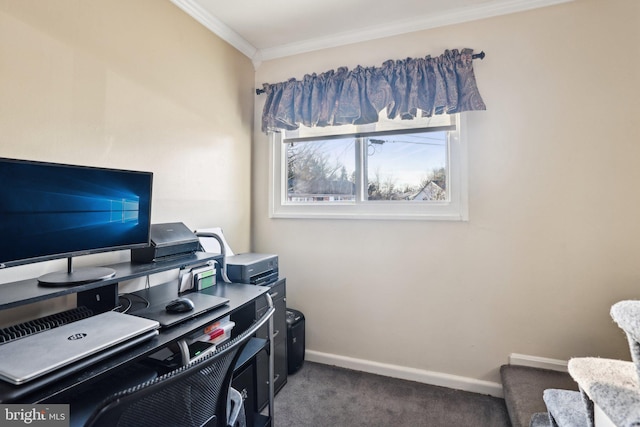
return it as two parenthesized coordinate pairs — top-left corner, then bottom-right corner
(286, 308), (305, 375)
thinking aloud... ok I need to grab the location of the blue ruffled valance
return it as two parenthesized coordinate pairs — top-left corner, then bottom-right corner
(260, 48), (486, 133)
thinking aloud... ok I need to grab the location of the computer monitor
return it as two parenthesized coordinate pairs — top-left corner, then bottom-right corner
(0, 157), (153, 286)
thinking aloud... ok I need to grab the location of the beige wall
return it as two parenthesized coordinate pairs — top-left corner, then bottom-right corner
(253, 0), (640, 387)
(2, 0), (638, 392)
(0, 1), (254, 322)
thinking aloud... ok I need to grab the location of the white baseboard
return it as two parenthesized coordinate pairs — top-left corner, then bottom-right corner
(305, 350), (504, 398)
(508, 353), (568, 372)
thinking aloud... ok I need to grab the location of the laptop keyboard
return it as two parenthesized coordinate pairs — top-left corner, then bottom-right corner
(0, 306), (94, 344)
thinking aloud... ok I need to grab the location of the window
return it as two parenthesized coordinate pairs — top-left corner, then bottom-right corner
(270, 114), (468, 220)
(110, 198), (140, 223)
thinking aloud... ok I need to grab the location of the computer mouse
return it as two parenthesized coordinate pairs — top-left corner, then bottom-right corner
(165, 297), (195, 313)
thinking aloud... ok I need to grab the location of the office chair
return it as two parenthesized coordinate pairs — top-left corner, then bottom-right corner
(82, 304), (275, 427)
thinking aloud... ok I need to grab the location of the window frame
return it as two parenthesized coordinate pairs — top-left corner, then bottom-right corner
(269, 114), (468, 221)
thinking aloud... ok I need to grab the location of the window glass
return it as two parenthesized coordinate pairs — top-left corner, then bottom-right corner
(271, 114), (467, 220)
(286, 137), (356, 202)
(364, 131), (447, 201)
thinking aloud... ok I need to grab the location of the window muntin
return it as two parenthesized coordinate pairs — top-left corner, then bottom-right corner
(270, 114), (467, 220)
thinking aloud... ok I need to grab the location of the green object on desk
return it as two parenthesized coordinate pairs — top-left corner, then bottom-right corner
(196, 269), (216, 290)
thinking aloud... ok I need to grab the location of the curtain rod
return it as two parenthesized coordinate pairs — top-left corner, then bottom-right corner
(255, 51), (485, 95)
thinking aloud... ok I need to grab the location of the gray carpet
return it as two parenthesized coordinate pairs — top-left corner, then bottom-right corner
(529, 412), (552, 427)
(611, 300), (640, 381)
(569, 357), (640, 427)
(272, 361), (511, 427)
(500, 365), (578, 427)
(542, 389), (588, 427)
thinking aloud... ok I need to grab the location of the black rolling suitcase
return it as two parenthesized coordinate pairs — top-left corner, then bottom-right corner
(286, 308), (305, 375)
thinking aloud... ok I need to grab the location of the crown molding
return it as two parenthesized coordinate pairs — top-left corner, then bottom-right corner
(172, 0), (573, 64)
(259, 0), (574, 61)
(170, 0), (257, 59)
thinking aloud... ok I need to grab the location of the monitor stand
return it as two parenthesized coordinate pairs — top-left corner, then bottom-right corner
(38, 257), (116, 287)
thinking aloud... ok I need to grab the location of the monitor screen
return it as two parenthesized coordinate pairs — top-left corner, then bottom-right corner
(0, 158), (153, 281)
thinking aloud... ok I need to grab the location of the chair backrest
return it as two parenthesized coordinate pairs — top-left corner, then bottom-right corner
(84, 305), (274, 427)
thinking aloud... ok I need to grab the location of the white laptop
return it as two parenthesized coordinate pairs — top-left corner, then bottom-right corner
(0, 311), (159, 385)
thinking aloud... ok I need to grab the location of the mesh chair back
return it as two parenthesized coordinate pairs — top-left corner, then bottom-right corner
(85, 304), (274, 427)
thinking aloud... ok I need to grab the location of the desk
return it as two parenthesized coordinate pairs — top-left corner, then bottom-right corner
(0, 281), (271, 425)
(0, 252), (223, 312)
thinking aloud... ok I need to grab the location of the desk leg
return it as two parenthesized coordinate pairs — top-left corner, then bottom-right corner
(266, 292), (275, 423)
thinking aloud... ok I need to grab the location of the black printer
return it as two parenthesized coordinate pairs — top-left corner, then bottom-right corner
(223, 253), (278, 286)
(131, 222), (200, 263)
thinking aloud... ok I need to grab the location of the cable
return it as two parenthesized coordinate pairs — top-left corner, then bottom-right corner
(127, 292), (151, 309)
(114, 293), (150, 314)
(114, 295), (133, 313)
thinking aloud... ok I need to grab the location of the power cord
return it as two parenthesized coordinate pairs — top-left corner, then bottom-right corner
(114, 293), (150, 313)
(114, 295), (133, 313)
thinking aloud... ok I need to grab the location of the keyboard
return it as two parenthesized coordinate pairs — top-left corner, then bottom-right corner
(0, 306), (94, 344)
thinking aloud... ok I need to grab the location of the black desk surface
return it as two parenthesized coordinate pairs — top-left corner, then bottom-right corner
(0, 281), (269, 404)
(0, 252), (223, 310)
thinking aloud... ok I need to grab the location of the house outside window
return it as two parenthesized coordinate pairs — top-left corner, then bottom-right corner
(270, 114), (468, 220)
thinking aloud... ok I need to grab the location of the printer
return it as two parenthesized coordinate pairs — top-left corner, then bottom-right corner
(193, 228), (279, 286)
(131, 222), (200, 263)
(224, 253), (278, 286)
